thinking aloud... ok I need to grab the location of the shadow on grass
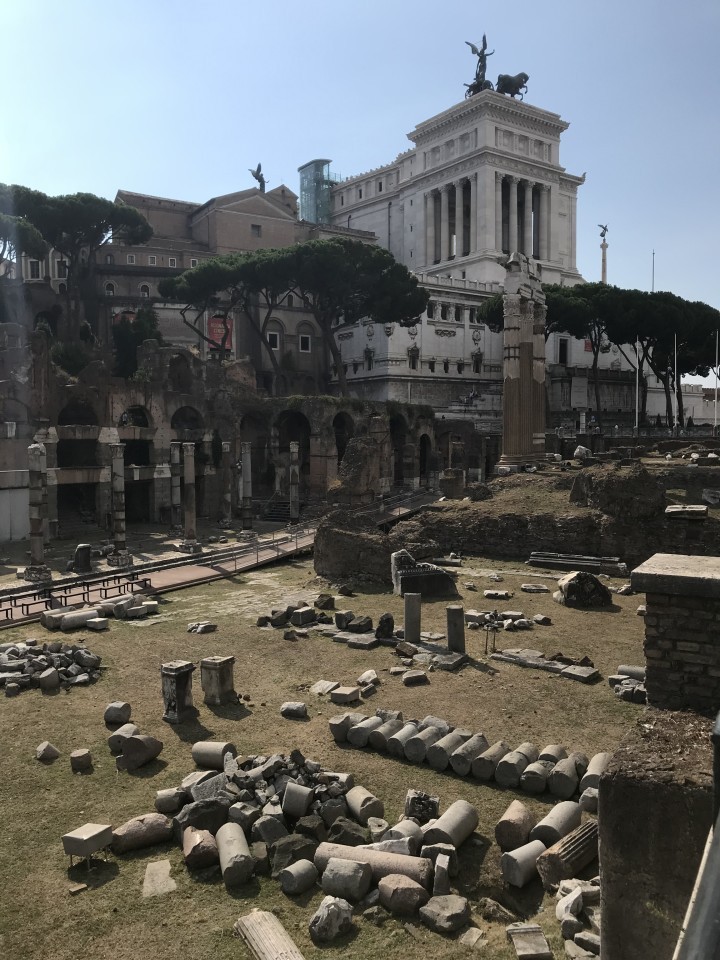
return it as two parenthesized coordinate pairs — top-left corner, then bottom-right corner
(206, 701), (252, 722)
(67, 858), (119, 889)
(163, 712), (214, 742)
(125, 757), (169, 778)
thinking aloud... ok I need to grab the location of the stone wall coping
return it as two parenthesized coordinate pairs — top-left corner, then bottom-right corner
(632, 553), (720, 599)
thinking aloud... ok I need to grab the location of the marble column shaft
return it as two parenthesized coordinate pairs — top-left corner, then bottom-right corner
(183, 442), (197, 541)
(241, 441), (253, 530)
(111, 443), (126, 553)
(221, 441), (232, 525)
(170, 441), (182, 526)
(425, 192), (436, 265)
(289, 441), (300, 522)
(539, 186), (549, 260)
(523, 182), (534, 257)
(495, 174), (504, 251)
(508, 178), (519, 254)
(469, 175), (477, 253)
(440, 186), (450, 263)
(455, 180), (465, 258)
(28, 443), (46, 567)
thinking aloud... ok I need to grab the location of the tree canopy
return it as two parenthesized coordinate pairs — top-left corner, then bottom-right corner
(1, 183), (152, 335)
(160, 238), (429, 395)
(0, 183), (47, 277)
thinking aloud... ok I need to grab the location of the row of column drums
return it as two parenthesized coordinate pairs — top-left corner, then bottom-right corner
(424, 172), (552, 264)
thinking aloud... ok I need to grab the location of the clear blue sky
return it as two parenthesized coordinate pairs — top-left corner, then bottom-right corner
(3, 0), (719, 314)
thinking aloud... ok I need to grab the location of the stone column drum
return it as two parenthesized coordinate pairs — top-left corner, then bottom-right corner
(24, 443), (52, 582)
(180, 442), (201, 553)
(241, 441), (253, 530)
(170, 441), (182, 527)
(161, 660), (196, 724)
(289, 441), (300, 523)
(200, 655), (236, 706)
(107, 443), (133, 568)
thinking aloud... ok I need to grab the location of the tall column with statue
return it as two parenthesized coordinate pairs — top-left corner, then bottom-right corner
(498, 254), (547, 466)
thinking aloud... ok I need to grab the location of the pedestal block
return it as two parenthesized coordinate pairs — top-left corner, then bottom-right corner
(161, 660), (196, 723)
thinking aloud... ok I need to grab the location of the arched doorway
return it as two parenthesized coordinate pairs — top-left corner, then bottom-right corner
(389, 414), (408, 487)
(333, 412), (355, 466)
(277, 410), (311, 494)
(240, 413), (271, 494)
(419, 433), (432, 486)
(168, 354), (193, 394)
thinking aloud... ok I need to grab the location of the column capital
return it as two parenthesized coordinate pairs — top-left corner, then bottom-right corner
(110, 442), (125, 458)
(508, 175), (520, 185)
(182, 441), (195, 456)
(495, 171), (505, 184)
(523, 178), (535, 190)
(539, 182), (551, 193)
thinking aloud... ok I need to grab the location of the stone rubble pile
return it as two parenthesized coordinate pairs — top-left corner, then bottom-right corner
(608, 664), (647, 704)
(552, 878), (602, 956)
(490, 647), (599, 684)
(98, 740), (488, 943)
(1, 638), (104, 697)
(331, 711), (609, 807)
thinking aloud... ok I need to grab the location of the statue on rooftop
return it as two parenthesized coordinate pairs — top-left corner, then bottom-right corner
(465, 35), (495, 98)
(249, 163), (266, 193)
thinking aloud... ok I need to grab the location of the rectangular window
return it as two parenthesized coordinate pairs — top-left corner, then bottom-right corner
(56, 260), (68, 278)
(29, 260), (40, 279)
(409, 355), (418, 371)
(559, 338), (569, 364)
(168, 257), (177, 268)
(268, 332), (280, 350)
(190, 258), (198, 267)
(377, 181), (383, 193)
(358, 188), (363, 200)
(251, 224), (262, 238)
(299, 335), (311, 353)
(127, 254), (136, 265)
(148, 255), (157, 266)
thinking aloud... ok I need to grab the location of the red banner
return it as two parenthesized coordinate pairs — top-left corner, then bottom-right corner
(207, 314), (233, 350)
(584, 339), (592, 352)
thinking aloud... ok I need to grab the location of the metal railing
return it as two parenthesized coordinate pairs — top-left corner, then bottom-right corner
(673, 713), (720, 960)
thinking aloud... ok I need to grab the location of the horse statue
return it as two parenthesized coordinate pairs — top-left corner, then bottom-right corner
(495, 72), (529, 99)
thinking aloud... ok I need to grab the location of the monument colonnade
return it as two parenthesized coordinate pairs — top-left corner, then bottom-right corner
(423, 171), (554, 265)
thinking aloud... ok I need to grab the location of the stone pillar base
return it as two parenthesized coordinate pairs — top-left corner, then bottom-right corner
(20, 564), (52, 583)
(178, 540), (203, 554)
(107, 550), (133, 569)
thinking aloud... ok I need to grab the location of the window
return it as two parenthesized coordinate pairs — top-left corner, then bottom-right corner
(58, 282), (67, 295)
(105, 254), (114, 265)
(353, 362), (359, 374)
(340, 196), (344, 207)
(472, 354), (482, 374)
(559, 338), (569, 364)
(148, 255), (157, 266)
(410, 224), (413, 232)
(299, 335), (311, 353)
(168, 257), (177, 268)
(443, 360), (450, 373)
(358, 188), (363, 200)
(457, 362), (464, 374)
(56, 260), (68, 278)
(190, 258), (198, 268)
(441, 305), (448, 320)
(428, 360), (436, 373)
(251, 224), (262, 238)
(268, 332), (280, 350)
(140, 284), (150, 298)
(426, 301), (434, 319)
(468, 308), (476, 324)
(377, 181), (383, 193)
(127, 254), (136, 265)
(29, 260), (40, 279)
(365, 350), (374, 371)
(105, 282), (115, 296)
(287, 294), (294, 308)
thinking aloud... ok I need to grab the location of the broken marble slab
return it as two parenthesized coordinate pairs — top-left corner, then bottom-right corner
(142, 859), (177, 898)
(505, 922), (553, 959)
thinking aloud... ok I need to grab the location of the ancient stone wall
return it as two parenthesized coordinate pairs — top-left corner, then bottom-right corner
(313, 510), (392, 585)
(599, 710), (712, 960)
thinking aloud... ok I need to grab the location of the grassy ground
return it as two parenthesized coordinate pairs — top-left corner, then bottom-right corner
(0, 557), (646, 960)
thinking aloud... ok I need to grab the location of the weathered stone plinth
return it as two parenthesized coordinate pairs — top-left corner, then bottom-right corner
(161, 660), (196, 724)
(178, 540), (202, 555)
(200, 656), (236, 706)
(107, 550), (134, 568)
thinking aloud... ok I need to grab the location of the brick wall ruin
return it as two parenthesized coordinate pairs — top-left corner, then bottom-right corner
(632, 554), (720, 711)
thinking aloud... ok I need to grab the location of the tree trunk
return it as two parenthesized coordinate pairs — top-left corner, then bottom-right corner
(592, 352), (602, 423)
(676, 378), (685, 429)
